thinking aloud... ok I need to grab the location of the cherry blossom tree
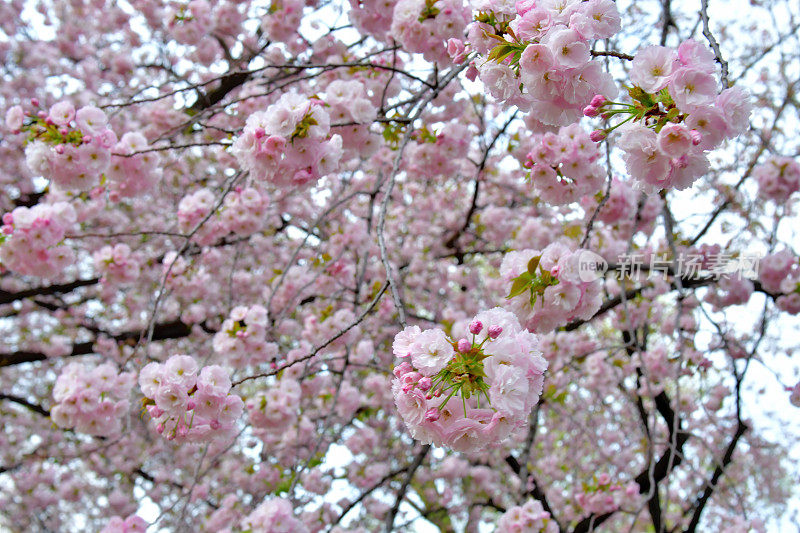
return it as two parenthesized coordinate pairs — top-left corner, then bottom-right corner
(1, 0), (799, 531)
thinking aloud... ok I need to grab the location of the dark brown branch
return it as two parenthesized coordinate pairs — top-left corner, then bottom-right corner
(385, 444), (430, 531)
(590, 50), (634, 61)
(0, 278), (100, 306)
(683, 422), (748, 532)
(190, 71), (251, 111)
(0, 393), (50, 417)
(504, 455), (561, 532)
(0, 320), (197, 368)
(699, 0), (729, 87)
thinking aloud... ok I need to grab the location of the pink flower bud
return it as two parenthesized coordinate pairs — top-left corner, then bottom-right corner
(54, 144), (65, 154)
(690, 129), (703, 145)
(457, 338), (471, 352)
(89, 186), (105, 199)
(583, 105), (599, 117)
(488, 325), (503, 339)
(186, 401), (195, 411)
(424, 408), (440, 422)
(465, 62), (479, 82)
(393, 361), (413, 378)
(468, 320), (483, 335)
(31, 98), (40, 107)
(82, 135), (92, 143)
(590, 130), (606, 142)
(418, 377), (432, 391)
(590, 95), (606, 107)
(156, 423), (164, 434)
(2, 213), (13, 225)
(446, 38), (467, 63)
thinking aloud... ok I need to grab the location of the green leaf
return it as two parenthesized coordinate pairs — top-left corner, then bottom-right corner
(527, 255), (541, 275)
(628, 86), (655, 108)
(506, 272), (532, 299)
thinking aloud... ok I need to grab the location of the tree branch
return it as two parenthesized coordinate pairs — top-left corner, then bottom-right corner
(0, 320), (197, 367)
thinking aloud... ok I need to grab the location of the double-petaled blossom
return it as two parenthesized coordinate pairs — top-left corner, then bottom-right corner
(139, 355), (243, 444)
(392, 308), (547, 452)
(51, 362), (134, 436)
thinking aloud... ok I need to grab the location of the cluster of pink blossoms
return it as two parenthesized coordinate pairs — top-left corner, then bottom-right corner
(759, 249), (800, 314)
(241, 497), (308, 533)
(260, 0), (304, 43)
(232, 92), (343, 189)
(390, 0), (471, 64)
(0, 202), (76, 278)
(348, 0), (398, 42)
(754, 156), (800, 201)
(246, 378), (302, 441)
(496, 499), (557, 533)
(213, 305), (278, 367)
(105, 132), (162, 199)
(325, 80), (379, 155)
(468, 0), (620, 125)
(51, 362), (135, 436)
(93, 244), (141, 285)
(177, 186), (270, 244)
(599, 40), (751, 190)
(525, 123), (605, 204)
(8, 100), (117, 191)
(392, 308), (547, 452)
(574, 473), (636, 514)
(788, 382), (800, 407)
(500, 243), (603, 333)
(405, 122), (472, 180)
(99, 514), (147, 533)
(138, 355), (243, 443)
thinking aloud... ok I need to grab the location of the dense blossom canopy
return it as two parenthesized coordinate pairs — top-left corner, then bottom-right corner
(1, 0), (799, 531)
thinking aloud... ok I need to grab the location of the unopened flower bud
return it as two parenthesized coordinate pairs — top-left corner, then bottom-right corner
(393, 361), (413, 378)
(690, 129), (702, 145)
(590, 95), (606, 107)
(457, 338), (471, 352)
(590, 130), (606, 142)
(468, 320), (483, 335)
(488, 325), (503, 339)
(583, 105), (599, 117)
(418, 377), (432, 391)
(186, 401), (195, 411)
(424, 408), (440, 422)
